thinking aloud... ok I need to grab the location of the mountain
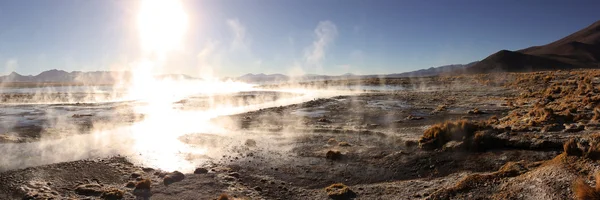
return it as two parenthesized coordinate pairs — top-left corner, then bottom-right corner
(235, 73), (363, 83)
(233, 64), (482, 83)
(465, 20), (600, 73)
(520, 20), (600, 65)
(71, 71), (126, 83)
(237, 73), (290, 83)
(1, 72), (33, 82)
(0, 70), (197, 84)
(386, 62), (478, 77)
(35, 69), (72, 82)
(0, 70), (123, 83)
(464, 50), (573, 73)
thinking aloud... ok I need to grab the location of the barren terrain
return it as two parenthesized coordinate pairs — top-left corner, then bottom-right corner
(2, 70), (600, 199)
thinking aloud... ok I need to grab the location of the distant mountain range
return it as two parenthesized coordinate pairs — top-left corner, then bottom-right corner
(0, 64), (475, 84)
(0, 70), (128, 83)
(236, 73), (290, 83)
(0, 69), (200, 84)
(384, 62), (478, 77)
(233, 64), (479, 83)
(234, 73), (364, 83)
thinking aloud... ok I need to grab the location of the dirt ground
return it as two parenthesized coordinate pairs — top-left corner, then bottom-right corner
(4, 70), (600, 199)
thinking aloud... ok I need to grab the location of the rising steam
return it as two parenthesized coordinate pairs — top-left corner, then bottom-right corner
(0, 1), (430, 174)
(0, 0), (351, 173)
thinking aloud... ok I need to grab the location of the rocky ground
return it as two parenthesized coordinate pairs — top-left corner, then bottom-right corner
(3, 70), (600, 199)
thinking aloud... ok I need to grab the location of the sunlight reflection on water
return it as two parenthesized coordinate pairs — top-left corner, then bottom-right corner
(0, 82), (362, 172)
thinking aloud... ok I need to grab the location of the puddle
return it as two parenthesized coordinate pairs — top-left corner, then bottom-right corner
(329, 85), (405, 91)
(291, 109), (328, 118)
(366, 100), (409, 110)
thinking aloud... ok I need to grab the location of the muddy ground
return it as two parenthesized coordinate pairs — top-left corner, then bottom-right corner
(3, 70), (600, 199)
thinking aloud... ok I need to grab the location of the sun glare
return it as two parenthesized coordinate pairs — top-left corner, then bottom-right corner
(137, 0), (188, 56)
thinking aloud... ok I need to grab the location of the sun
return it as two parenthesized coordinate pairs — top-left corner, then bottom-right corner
(137, 0), (188, 56)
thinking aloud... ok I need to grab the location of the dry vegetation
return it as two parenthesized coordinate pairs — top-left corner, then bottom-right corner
(100, 188), (124, 200)
(573, 174), (600, 200)
(324, 183), (355, 200)
(429, 161), (528, 199)
(422, 70), (600, 139)
(217, 193), (231, 200)
(497, 70), (600, 131)
(419, 70), (600, 199)
(563, 134), (600, 160)
(418, 119), (501, 151)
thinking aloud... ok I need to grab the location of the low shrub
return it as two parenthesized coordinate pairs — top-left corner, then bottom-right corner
(573, 174), (600, 200)
(419, 120), (489, 150)
(324, 183), (356, 200)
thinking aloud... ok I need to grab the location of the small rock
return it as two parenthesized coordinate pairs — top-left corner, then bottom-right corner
(467, 108), (485, 115)
(327, 138), (338, 145)
(338, 142), (351, 147)
(366, 124), (379, 129)
(194, 168), (209, 174)
(130, 172), (142, 179)
(133, 179), (152, 198)
(224, 176), (236, 181)
(75, 184), (103, 196)
(406, 115), (424, 120)
(163, 171), (185, 185)
(134, 179), (152, 190)
(228, 172), (240, 178)
(72, 114), (93, 118)
(442, 141), (464, 152)
(326, 150), (342, 160)
(141, 167), (154, 172)
(318, 118), (332, 123)
(155, 171), (168, 178)
(23, 191), (58, 200)
(564, 123), (585, 133)
(125, 181), (136, 188)
(541, 123), (564, 132)
(245, 139), (257, 147)
(404, 140), (418, 147)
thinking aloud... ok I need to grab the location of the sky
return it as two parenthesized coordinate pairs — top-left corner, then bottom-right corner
(1, 0), (600, 77)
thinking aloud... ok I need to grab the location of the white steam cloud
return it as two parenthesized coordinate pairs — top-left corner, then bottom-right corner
(227, 18), (250, 51)
(3, 59), (18, 74)
(196, 39), (221, 80)
(304, 20), (338, 68)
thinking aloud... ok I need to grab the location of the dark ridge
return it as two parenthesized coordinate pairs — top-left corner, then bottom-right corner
(464, 50), (575, 73)
(464, 20), (600, 73)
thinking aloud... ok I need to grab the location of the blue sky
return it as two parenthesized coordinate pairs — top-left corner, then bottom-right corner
(1, 0), (599, 77)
